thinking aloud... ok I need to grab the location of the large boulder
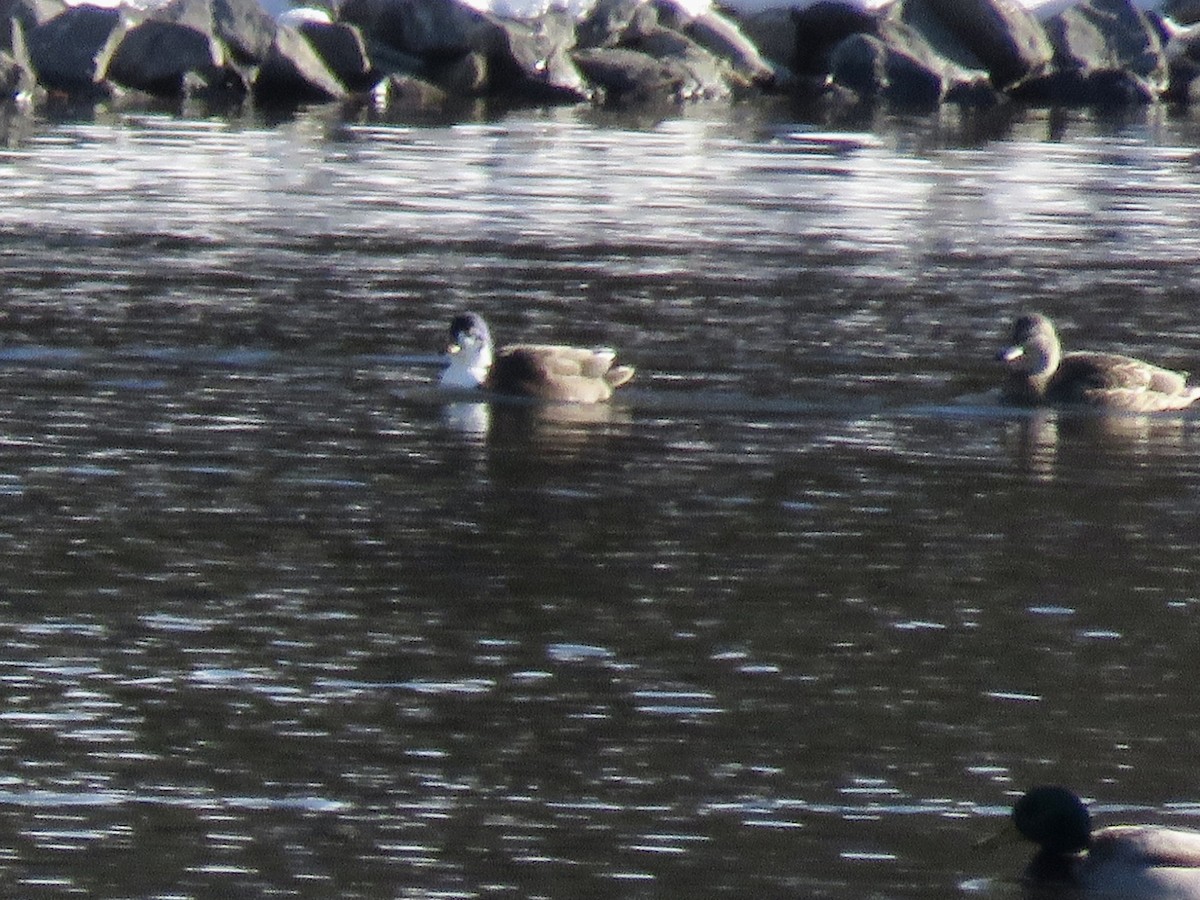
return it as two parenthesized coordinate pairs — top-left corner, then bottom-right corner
(1007, 0), (1166, 104)
(574, 44), (722, 103)
(735, 6), (796, 70)
(790, 1), (878, 77)
(890, 0), (1054, 88)
(1044, 0), (1167, 90)
(828, 31), (944, 106)
(337, 0), (493, 58)
(26, 3), (125, 92)
(106, 18), (224, 95)
(620, 23), (734, 96)
(1164, 0), (1200, 25)
(253, 22), (347, 102)
(338, 0), (587, 100)
(576, 0), (651, 48)
(0, 0), (65, 40)
(877, 15), (998, 102)
(488, 8), (589, 101)
(211, 0), (275, 64)
(683, 8), (774, 82)
(295, 20), (373, 91)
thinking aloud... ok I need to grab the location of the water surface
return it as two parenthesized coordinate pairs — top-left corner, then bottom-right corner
(0, 102), (1198, 897)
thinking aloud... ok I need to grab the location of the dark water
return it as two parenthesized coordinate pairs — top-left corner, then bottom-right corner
(1, 101), (1200, 897)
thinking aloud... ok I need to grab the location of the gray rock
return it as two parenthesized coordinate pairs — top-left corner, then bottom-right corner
(27, 3), (125, 92)
(0, 16), (35, 99)
(488, 7), (589, 101)
(0, 0), (65, 39)
(901, 0), (1054, 88)
(736, 6), (796, 70)
(878, 14), (997, 101)
(337, 0), (492, 57)
(622, 23), (732, 96)
(212, 0), (276, 64)
(573, 44), (718, 102)
(576, 0), (649, 49)
(1010, 64), (1157, 103)
(828, 30), (944, 106)
(296, 20), (372, 90)
(338, 0), (587, 101)
(1164, 0), (1200, 25)
(792, 1), (878, 77)
(106, 18), (223, 95)
(1045, 0), (1167, 92)
(684, 8), (774, 82)
(253, 21), (346, 102)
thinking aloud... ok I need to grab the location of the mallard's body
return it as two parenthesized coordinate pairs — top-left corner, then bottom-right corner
(1012, 786), (1200, 898)
(997, 314), (1200, 412)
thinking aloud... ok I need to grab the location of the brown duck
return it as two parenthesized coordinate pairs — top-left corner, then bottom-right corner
(439, 312), (634, 403)
(997, 313), (1200, 412)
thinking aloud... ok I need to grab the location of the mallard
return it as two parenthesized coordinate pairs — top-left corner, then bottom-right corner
(439, 312), (634, 403)
(996, 313), (1200, 412)
(1010, 785), (1200, 898)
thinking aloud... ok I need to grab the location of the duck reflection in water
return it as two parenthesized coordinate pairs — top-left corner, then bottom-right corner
(1005, 408), (1195, 481)
(440, 399), (632, 457)
(998, 786), (1200, 899)
(996, 313), (1200, 412)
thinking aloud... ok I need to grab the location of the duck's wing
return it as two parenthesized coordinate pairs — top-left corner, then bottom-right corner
(1057, 353), (1157, 391)
(1053, 353), (1198, 408)
(490, 346), (623, 403)
(502, 344), (622, 377)
(1092, 825), (1200, 868)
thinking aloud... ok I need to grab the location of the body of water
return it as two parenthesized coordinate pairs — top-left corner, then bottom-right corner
(0, 101), (1198, 897)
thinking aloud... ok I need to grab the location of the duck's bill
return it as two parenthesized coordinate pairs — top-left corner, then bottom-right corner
(996, 346), (1024, 363)
(446, 343), (462, 355)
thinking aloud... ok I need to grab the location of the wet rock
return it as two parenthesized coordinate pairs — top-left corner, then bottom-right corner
(1164, 0), (1200, 25)
(622, 23), (732, 96)
(1010, 62), (1157, 102)
(1162, 21), (1200, 100)
(573, 44), (716, 102)
(736, 6), (796, 70)
(684, 8), (774, 82)
(828, 30), (944, 106)
(791, 1), (878, 77)
(576, 0), (650, 48)
(0, 0), (65, 38)
(877, 15), (998, 103)
(892, 0), (1054, 88)
(253, 21), (347, 102)
(337, 0), (492, 58)
(295, 20), (373, 91)
(27, 3), (124, 93)
(212, 0), (276, 64)
(106, 18), (223, 95)
(0, 17), (35, 99)
(339, 0), (587, 101)
(488, 8), (589, 101)
(1044, 0), (1167, 92)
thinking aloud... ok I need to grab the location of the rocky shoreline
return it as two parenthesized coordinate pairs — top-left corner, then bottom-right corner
(3, 0), (1200, 115)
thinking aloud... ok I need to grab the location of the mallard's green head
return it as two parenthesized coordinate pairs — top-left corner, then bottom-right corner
(1013, 786), (1092, 855)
